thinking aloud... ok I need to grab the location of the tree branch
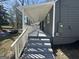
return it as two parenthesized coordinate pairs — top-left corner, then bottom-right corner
(19, 0), (24, 5)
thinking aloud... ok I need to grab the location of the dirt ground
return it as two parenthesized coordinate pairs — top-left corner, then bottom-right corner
(0, 35), (18, 57)
(0, 39), (13, 56)
(54, 41), (79, 59)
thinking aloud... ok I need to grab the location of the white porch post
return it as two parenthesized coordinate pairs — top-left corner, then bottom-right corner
(52, 3), (56, 37)
(22, 9), (25, 31)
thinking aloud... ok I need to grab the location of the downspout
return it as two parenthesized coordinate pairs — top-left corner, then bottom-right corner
(19, 0), (25, 31)
(22, 9), (25, 30)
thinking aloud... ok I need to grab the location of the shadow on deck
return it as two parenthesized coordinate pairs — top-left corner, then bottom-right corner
(20, 29), (55, 59)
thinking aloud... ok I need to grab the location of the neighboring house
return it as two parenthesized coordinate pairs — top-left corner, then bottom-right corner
(11, 0), (79, 59)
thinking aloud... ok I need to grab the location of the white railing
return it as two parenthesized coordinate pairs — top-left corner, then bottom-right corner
(11, 25), (37, 59)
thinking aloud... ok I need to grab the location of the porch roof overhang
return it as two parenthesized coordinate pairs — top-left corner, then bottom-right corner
(17, 2), (55, 24)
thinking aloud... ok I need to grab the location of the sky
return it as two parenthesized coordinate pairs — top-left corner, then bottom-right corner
(25, 0), (47, 4)
(3, 0), (15, 10)
(0, 0), (48, 12)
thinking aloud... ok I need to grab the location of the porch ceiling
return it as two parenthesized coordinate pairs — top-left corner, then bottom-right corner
(17, 2), (54, 24)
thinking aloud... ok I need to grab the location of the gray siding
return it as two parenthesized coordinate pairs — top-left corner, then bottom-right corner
(43, 7), (53, 36)
(55, 0), (79, 37)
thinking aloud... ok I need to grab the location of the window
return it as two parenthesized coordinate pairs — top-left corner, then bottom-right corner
(47, 13), (50, 24)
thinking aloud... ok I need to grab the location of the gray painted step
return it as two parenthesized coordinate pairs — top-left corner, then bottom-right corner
(28, 38), (50, 42)
(27, 43), (51, 48)
(24, 48), (53, 54)
(28, 36), (51, 39)
(21, 53), (54, 59)
(21, 38), (54, 59)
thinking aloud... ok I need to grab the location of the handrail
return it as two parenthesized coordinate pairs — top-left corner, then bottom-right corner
(11, 27), (28, 47)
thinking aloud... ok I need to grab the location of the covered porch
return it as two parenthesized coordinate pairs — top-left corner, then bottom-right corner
(11, 1), (56, 59)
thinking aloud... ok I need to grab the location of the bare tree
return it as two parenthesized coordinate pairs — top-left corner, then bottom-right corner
(32, 0), (39, 4)
(47, 0), (53, 2)
(0, 0), (8, 2)
(0, 0), (7, 1)
(14, 0), (24, 29)
(19, 0), (24, 6)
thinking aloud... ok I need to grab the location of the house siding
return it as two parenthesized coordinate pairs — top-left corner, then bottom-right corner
(41, 7), (53, 36)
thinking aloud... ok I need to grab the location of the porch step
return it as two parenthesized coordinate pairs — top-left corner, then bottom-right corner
(28, 38), (50, 42)
(21, 53), (54, 59)
(24, 48), (53, 54)
(27, 43), (51, 48)
(28, 36), (50, 39)
(20, 37), (54, 59)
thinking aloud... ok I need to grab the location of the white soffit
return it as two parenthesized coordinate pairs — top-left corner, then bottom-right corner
(17, 2), (54, 24)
